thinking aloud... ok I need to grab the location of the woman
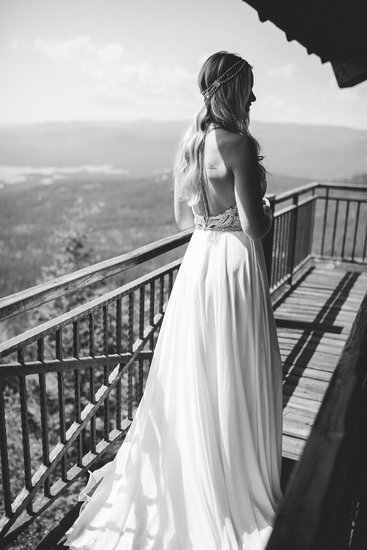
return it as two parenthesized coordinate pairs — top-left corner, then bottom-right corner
(66, 51), (283, 550)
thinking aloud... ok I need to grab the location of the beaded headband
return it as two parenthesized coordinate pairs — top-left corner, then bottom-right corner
(200, 58), (249, 102)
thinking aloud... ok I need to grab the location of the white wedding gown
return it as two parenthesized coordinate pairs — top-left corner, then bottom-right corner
(65, 189), (283, 549)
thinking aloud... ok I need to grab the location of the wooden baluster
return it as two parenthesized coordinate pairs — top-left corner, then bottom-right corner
(308, 189), (317, 255)
(128, 292), (134, 421)
(351, 201), (361, 261)
(103, 305), (108, 356)
(308, 193), (317, 258)
(274, 216), (279, 285)
(88, 312), (95, 358)
(270, 223), (277, 288)
(298, 203), (306, 264)
(308, 188), (315, 257)
(363, 211), (367, 262)
(282, 212), (288, 277)
(305, 201), (311, 257)
(103, 305), (110, 441)
(286, 209), (292, 273)
(115, 300), (122, 431)
(275, 216), (283, 284)
(73, 320), (82, 467)
(139, 287), (145, 340)
(305, 202), (311, 258)
(288, 206), (295, 270)
(321, 187), (329, 257)
(281, 212), (289, 281)
(302, 202), (312, 260)
(287, 195), (299, 286)
(18, 348), (33, 514)
(331, 198), (339, 258)
(116, 371), (122, 432)
(139, 286), (145, 402)
(56, 328), (67, 481)
(280, 212), (287, 280)
(88, 313), (96, 453)
(300, 206), (304, 271)
(149, 280), (155, 350)
(159, 275), (165, 313)
(341, 200), (350, 259)
(103, 362), (109, 442)
(38, 337), (51, 497)
(138, 357), (144, 404)
(0, 381), (12, 517)
(303, 202), (310, 260)
(261, 194), (275, 286)
(128, 292), (134, 350)
(168, 270), (174, 295)
(116, 298), (122, 355)
(283, 211), (290, 280)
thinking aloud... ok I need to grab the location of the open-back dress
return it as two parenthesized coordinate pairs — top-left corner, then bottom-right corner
(65, 163), (283, 550)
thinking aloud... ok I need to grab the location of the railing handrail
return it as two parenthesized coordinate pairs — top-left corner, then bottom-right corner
(319, 181), (367, 191)
(273, 181), (319, 203)
(0, 229), (193, 322)
(266, 290), (367, 550)
(0, 258), (182, 358)
(273, 181), (366, 205)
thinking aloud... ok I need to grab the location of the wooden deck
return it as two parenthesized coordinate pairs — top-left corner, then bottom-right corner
(276, 260), (367, 461)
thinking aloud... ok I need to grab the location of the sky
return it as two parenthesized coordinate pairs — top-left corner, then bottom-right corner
(1, 0), (366, 129)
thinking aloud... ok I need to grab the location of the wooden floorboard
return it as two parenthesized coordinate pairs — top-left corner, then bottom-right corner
(276, 261), (367, 461)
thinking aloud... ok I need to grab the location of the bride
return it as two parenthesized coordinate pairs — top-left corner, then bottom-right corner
(66, 51), (283, 550)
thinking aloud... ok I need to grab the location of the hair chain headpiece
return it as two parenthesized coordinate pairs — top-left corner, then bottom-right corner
(201, 58), (248, 102)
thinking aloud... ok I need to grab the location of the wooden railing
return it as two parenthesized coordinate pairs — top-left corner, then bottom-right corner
(0, 257), (182, 544)
(316, 183), (367, 263)
(269, 182), (317, 294)
(0, 230), (193, 322)
(0, 182), (366, 546)
(267, 290), (367, 550)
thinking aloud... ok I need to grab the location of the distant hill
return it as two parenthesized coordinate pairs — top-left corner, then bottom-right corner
(253, 121), (367, 180)
(0, 120), (366, 180)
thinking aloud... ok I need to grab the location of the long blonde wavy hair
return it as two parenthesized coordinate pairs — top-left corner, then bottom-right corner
(173, 51), (266, 206)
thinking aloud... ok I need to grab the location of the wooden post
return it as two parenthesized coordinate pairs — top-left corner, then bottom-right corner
(262, 194), (276, 285)
(287, 194), (299, 287)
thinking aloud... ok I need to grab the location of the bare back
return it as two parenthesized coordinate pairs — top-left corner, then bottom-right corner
(175, 125), (271, 239)
(194, 128), (237, 217)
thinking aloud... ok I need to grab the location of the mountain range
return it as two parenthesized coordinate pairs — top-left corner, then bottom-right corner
(0, 120), (366, 180)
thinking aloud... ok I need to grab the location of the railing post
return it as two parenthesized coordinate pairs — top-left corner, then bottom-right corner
(308, 187), (317, 258)
(262, 194), (276, 286)
(287, 194), (299, 287)
(321, 186), (329, 257)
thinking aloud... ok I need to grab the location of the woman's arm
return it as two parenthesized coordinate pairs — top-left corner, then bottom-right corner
(225, 134), (272, 240)
(174, 187), (195, 230)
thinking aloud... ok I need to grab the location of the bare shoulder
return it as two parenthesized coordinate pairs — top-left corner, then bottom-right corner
(212, 130), (256, 170)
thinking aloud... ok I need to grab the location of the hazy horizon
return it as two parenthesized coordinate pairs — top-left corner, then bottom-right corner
(1, 118), (367, 132)
(1, 119), (366, 181)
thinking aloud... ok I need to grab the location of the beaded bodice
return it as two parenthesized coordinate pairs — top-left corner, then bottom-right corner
(193, 204), (242, 232)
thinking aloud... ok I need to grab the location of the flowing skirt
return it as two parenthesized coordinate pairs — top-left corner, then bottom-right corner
(65, 229), (283, 550)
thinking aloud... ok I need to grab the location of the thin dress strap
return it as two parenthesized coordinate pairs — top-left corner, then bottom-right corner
(201, 182), (210, 218)
(200, 135), (211, 218)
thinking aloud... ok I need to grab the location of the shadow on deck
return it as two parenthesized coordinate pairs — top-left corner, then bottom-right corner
(275, 260), (367, 461)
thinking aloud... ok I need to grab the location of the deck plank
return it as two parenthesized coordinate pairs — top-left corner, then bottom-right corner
(277, 261), (367, 461)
